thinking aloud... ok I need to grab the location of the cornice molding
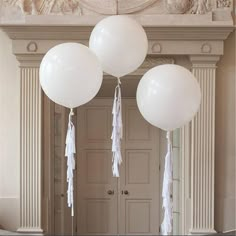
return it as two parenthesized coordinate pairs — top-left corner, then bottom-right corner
(0, 7), (233, 65)
(1, 25), (233, 41)
(2, 24), (231, 64)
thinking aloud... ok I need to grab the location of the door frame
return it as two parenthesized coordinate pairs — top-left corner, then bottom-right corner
(42, 96), (182, 235)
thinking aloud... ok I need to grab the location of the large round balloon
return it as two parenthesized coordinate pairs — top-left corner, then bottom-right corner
(136, 64), (201, 131)
(40, 43), (103, 108)
(89, 15), (148, 78)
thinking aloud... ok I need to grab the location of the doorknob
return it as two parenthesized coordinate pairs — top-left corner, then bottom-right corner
(107, 190), (114, 195)
(124, 190), (129, 195)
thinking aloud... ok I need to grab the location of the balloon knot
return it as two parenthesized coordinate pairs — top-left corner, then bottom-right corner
(70, 108), (74, 116)
(117, 77), (121, 85)
(166, 131), (171, 140)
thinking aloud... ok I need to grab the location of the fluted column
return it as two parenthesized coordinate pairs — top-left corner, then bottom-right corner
(189, 56), (220, 235)
(17, 65), (43, 233)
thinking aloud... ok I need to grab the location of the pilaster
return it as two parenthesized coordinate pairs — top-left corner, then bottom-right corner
(17, 59), (43, 233)
(189, 55), (220, 235)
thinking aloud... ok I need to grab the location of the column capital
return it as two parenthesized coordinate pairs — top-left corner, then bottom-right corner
(189, 55), (221, 68)
(16, 55), (43, 68)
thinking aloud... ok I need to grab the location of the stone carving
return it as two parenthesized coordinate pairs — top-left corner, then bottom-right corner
(3, 0), (82, 15)
(2, 0), (213, 16)
(165, 0), (211, 14)
(27, 41), (38, 52)
(165, 0), (194, 14)
(118, 0), (157, 14)
(189, 0), (211, 14)
(201, 43), (211, 53)
(79, 0), (117, 15)
(217, 0), (231, 8)
(151, 43), (162, 53)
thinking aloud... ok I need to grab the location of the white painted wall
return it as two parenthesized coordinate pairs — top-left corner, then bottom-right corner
(215, 30), (236, 232)
(0, 30), (20, 231)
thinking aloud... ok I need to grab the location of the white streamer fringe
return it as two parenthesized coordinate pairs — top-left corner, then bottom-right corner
(161, 131), (173, 235)
(65, 109), (76, 217)
(111, 79), (123, 177)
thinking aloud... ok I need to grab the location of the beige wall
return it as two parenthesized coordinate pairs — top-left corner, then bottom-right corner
(0, 30), (20, 231)
(0, 27), (235, 233)
(215, 30), (236, 232)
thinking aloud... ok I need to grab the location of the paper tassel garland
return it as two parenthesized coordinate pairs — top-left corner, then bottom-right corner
(161, 131), (173, 235)
(111, 78), (123, 177)
(65, 109), (76, 216)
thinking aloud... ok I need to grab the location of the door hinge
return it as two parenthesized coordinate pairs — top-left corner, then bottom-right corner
(159, 226), (161, 233)
(159, 164), (161, 171)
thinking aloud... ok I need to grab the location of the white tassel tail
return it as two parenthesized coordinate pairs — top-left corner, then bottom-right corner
(111, 78), (123, 177)
(65, 108), (76, 217)
(161, 131), (173, 235)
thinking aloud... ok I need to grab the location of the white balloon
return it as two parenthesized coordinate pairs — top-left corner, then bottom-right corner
(136, 64), (201, 131)
(89, 15), (148, 78)
(40, 43), (103, 108)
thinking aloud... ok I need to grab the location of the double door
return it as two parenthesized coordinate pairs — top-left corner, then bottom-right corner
(77, 98), (160, 235)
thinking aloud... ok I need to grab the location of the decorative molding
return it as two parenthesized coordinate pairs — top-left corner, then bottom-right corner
(189, 55), (220, 235)
(26, 41), (38, 52)
(201, 43), (212, 53)
(151, 42), (162, 53)
(2, 26), (232, 41)
(17, 67), (43, 233)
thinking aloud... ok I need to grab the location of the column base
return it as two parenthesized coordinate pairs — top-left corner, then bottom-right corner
(189, 229), (217, 235)
(17, 227), (44, 234)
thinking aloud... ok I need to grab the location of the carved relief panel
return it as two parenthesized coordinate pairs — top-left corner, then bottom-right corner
(1, 0), (232, 16)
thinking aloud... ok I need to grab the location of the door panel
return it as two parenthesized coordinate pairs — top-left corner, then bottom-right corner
(77, 100), (118, 235)
(126, 107), (151, 142)
(120, 100), (160, 235)
(125, 200), (151, 234)
(86, 151), (110, 184)
(86, 199), (110, 233)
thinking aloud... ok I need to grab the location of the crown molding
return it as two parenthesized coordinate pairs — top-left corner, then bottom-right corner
(0, 12), (233, 64)
(1, 25), (233, 41)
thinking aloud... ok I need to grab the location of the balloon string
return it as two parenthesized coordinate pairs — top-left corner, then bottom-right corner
(70, 108), (74, 121)
(117, 77), (121, 85)
(72, 215), (74, 236)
